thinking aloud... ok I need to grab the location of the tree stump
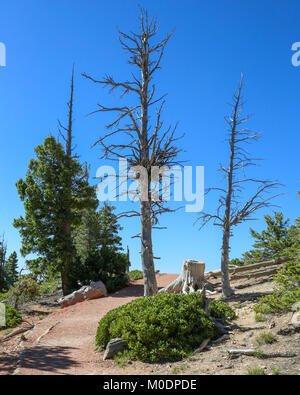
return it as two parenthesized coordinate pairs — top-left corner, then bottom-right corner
(159, 260), (206, 294)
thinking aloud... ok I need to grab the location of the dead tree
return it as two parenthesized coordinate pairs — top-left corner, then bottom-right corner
(58, 65), (78, 159)
(83, 9), (183, 296)
(196, 74), (281, 297)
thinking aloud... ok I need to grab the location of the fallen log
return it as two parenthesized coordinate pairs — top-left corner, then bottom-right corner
(234, 277), (273, 289)
(227, 349), (297, 358)
(35, 321), (60, 344)
(231, 266), (280, 280)
(0, 323), (34, 343)
(193, 338), (210, 354)
(231, 325), (266, 332)
(205, 259), (289, 280)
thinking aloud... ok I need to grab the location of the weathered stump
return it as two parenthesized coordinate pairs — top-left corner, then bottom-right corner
(159, 260), (206, 294)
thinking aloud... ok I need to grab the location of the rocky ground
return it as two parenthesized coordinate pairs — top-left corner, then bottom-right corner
(0, 274), (299, 375)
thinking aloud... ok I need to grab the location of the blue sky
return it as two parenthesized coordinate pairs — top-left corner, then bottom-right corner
(0, 0), (299, 274)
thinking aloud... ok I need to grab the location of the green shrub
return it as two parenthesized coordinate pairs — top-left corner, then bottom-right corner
(95, 293), (217, 363)
(0, 304), (22, 329)
(247, 367), (266, 375)
(39, 279), (60, 294)
(256, 332), (277, 345)
(128, 270), (143, 281)
(254, 260), (300, 314)
(209, 300), (236, 320)
(255, 313), (266, 322)
(0, 291), (9, 302)
(9, 276), (41, 308)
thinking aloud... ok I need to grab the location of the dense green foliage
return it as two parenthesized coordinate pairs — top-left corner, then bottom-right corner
(252, 214), (300, 313)
(9, 275), (41, 309)
(0, 304), (22, 329)
(0, 237), (18, 292)
(128, 270), (144, 281)
(254, 259), (300, 313)
(73, 204), (130, 293)
(14, 137), (98, 295)
(96, 293), (217, 363)
(5, 252), (19, 285)
(0, 237), (8, 292)
(230, 213), (299, 267)
(209, 300), (236, 319)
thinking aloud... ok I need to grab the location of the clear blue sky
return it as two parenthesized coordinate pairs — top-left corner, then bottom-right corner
(0, 0), (299, 274)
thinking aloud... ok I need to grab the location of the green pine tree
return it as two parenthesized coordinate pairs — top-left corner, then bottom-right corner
(73, 204), (129, 293)
(14, 136), (98, 295)
(4, 251), (19, 285)
(0, 236), (8, 291)
(242, 212), (296, 264)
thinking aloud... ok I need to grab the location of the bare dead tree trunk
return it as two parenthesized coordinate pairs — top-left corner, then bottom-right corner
(58, 64), (77, 159)
(197, 74), (281, 297)
(83, 8), (181, 296)
(141, 200), (157, 295)
(221, 226), (234, 297)
(58, 65), (78, 296)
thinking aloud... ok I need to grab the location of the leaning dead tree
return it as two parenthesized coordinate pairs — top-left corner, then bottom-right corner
(83, 9), (183, 296)
(196, 74), (281, 297)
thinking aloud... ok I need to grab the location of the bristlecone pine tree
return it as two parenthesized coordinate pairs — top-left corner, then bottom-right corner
(197, 75), (280, 297)
(14, 137), (97, 295)
(83, 8), (183, 296)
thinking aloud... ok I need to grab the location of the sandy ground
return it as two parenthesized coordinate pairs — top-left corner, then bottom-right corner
(0, 273), (299, 375)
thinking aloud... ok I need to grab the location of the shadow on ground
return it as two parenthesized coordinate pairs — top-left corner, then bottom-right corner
(110, 283), (166, 298)
(0, 353), (18, 375)
(20, 346), (79, 374)
(224, 291), (272, 303)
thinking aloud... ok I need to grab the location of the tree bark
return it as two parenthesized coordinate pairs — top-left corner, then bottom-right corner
(139, 31), (157, 296)
(61, 265), (75, 296)
(140, 201), (157, 296)
(221, 225), (234, 297)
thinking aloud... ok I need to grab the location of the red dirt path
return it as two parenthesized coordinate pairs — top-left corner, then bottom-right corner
(14, 274), (178, 375)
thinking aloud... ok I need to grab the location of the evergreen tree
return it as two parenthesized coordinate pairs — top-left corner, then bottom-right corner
(242, 212), (296, 264)
(14, 136), (98, 295)
(4, 251), (18, 285)
(73, 204), (130, 293)
(0, 236), (8, 291)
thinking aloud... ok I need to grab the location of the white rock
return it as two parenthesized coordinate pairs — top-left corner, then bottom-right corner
(291, 302), (300, 312)
(291, 311), (300, 328)
(58, 280), (107, 308)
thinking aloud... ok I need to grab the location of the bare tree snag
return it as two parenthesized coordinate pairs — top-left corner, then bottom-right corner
(83, 8), (183, 296)
(159, 260), (206, 294)
(197, 74), (281, 298)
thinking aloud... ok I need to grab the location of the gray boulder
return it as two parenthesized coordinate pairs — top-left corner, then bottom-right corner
(103, 338), (128, 360)
(58, 280), (107, 308)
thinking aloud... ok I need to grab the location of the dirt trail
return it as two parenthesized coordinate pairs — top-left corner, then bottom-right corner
(12, 274), (178, 375)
